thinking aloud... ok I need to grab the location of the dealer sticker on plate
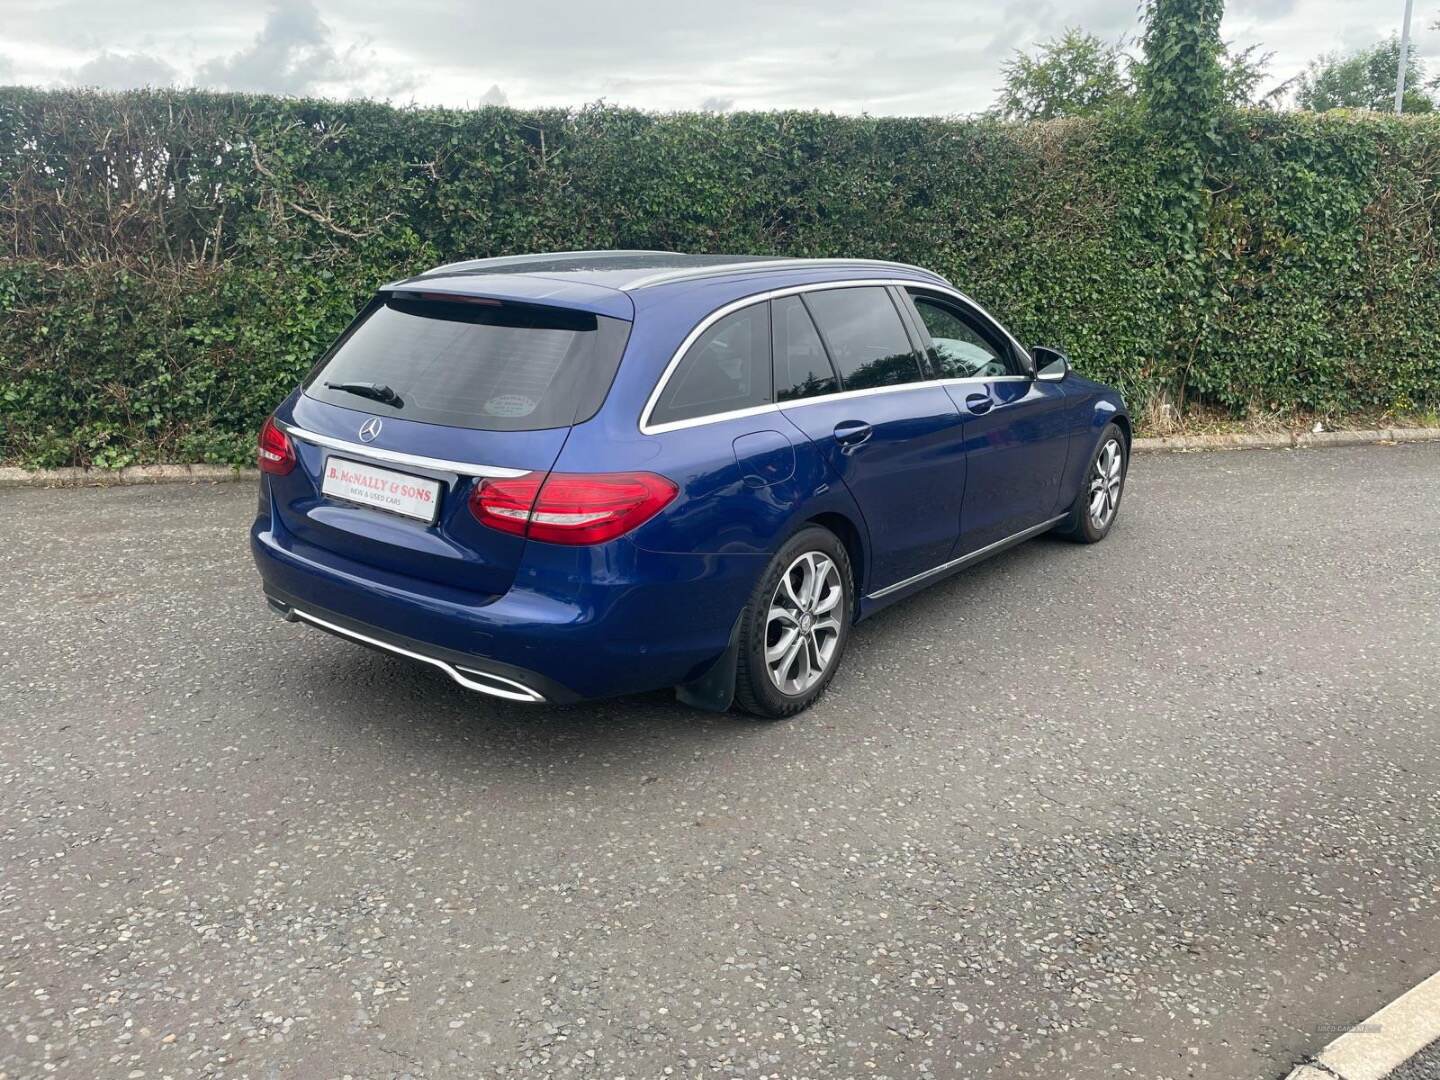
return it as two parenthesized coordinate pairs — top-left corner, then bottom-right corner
(322, 457), (441, 523)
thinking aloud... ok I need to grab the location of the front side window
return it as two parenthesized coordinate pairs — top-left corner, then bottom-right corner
(649, 304), (772, 426)
(772, 295), (838, 402)
(802, 287), (925, 391)
(908, 291), (1018, 379)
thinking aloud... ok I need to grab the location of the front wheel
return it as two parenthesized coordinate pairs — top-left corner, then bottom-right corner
(734, 526), (853, 719)
(1058, 423), (1128, 543)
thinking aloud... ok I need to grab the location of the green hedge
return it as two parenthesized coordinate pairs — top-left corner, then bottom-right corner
(0, 88), (1436, 467)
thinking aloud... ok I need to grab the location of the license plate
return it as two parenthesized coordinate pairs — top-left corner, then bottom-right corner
(321, 457), (441, 523)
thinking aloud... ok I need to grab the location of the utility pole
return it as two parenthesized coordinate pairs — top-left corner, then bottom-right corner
(1395, 0), (1414, 113)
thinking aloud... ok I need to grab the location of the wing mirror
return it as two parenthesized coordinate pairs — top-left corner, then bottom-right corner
(1032, 346), (1069, 382)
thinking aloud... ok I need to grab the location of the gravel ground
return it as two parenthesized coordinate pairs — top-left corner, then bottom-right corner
(1391, 1037), (1440, 1079)
(1, 443), (1438, 1080)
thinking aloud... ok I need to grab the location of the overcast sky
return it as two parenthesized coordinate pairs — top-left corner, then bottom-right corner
(2, 0), (1436, 114)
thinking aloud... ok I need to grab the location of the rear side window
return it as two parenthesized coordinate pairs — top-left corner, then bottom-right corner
(772, 295), (838, 402)
(649, 304), (772, 426)
(803, 287), (924, 391)
(304, 294), (630, 431)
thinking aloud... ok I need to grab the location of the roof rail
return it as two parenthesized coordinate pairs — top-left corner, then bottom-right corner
(622, 257), (950, 292)
(418, 249), (682, 278)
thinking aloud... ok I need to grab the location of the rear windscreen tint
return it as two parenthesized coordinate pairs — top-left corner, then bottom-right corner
(303, 295), (630, 431)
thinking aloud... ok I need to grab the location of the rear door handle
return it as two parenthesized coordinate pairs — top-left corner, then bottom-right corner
(833, 420), (873, 454)
(964, 393), (994, 415)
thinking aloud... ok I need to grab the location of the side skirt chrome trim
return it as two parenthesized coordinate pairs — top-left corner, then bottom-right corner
(865, 515), (1068, 601)
(289, 606), (547, 703)
(276, 421), (530, 479)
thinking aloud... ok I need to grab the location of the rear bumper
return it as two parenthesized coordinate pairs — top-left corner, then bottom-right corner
(250, 510), (766, 702)
(263, 589), (572, 703)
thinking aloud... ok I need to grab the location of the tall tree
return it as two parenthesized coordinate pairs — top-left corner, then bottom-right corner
(1222, 44), (1280, 107)
(1136, 0), (1227, 142)
(992, 25), (1276, 121)
(1134, 0), (1228, 412)
(991, 29), (1130, 121)
(1295, 36), (1434, 113)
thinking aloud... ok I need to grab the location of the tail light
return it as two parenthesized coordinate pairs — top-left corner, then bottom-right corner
(257, 415), (296, 476)
(470, 471), (677, 545)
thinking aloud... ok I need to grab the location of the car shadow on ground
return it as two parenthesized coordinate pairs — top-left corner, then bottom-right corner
(276, 525), (1109, 784)
(283, 637), (768, 774)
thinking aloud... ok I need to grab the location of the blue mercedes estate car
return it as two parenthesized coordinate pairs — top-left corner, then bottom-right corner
(251, 251), (1129, 717)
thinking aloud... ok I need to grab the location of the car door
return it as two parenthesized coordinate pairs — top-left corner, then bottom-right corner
(900, 287), (1071, 554)
(774, 287), (965, 590)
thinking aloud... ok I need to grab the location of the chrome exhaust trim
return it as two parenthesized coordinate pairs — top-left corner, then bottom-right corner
(288, 606), (546, 703)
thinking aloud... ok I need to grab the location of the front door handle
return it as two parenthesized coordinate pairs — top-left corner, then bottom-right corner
(964, 393), (994, 415)
(833, 420), (873, 454)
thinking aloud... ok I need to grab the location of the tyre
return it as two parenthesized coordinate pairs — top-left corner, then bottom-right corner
(734, 525), (853, 719)
(1058, 423), (1128, 544)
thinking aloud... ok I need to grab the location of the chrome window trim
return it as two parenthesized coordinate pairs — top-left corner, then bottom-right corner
(647, 402), (783, 434)
(938, 375), (1031, 386)
(638, 278), (1029, 436)
(865, 514), (1068, 600)
(638, 374), (1033, 435)
(276, 420), (530, 479)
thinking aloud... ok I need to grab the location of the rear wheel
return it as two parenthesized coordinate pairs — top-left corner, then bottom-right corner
(1058, 423), (1127, 543)
(734, 526), (853, 719)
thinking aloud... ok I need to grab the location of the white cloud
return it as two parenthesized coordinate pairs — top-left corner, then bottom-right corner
(72, 50), (178, 89)
(0, 0), (1433, 112)
(195, 1), (342, 95)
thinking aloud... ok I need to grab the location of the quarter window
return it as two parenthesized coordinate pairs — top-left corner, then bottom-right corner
(908, 291), (1017, 378)
(649, 304), (772, 426)
(803, 287), (925, 391)
(772, 295), (838, 402)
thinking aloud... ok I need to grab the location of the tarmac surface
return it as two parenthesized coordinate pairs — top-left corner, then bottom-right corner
(2, 443), (1438, 1078)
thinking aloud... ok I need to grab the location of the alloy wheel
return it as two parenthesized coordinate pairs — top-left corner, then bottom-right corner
(765, 551), (844, 695)
(1088, 438), (1124, 529)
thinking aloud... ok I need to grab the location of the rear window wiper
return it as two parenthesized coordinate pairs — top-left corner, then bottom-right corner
(324, 381), (404, 408)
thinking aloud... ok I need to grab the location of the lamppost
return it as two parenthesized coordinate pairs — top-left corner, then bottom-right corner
(1395, 0), (1414, 113)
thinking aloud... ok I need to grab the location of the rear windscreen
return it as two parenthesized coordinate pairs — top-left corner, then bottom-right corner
(303, 294), (630, 431)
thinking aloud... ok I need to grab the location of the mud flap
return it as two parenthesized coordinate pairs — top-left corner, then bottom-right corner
(675, 612), (743, 713)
